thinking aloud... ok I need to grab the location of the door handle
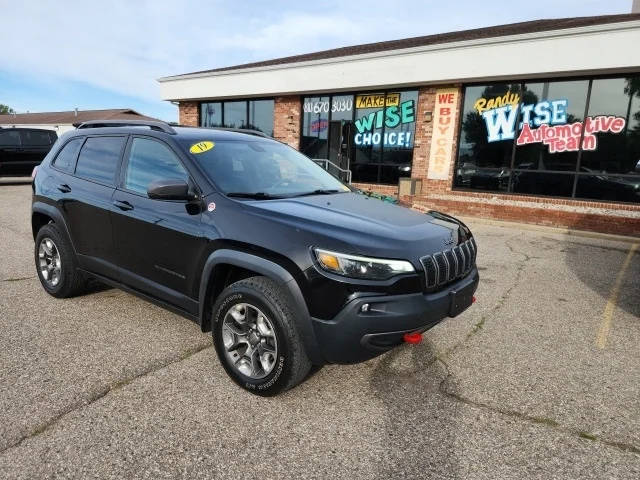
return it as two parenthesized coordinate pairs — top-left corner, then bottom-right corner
(57, 184), (71, 193)
(113, 200), (134, 211)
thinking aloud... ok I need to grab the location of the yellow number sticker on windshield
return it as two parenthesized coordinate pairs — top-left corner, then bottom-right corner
(190, 141), (214, 154)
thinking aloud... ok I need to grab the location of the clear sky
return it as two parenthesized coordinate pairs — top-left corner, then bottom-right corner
(0, 0), (634, 122)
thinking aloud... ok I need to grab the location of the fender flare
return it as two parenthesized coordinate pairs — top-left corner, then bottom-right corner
(199, 249), (324, 364)
(31, 202), (76, 252)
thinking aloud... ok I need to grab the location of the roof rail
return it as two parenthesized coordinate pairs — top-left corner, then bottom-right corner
(174, 124), (270, 138)
(211, 127), (270, 138)
(76, 119), (176, 134)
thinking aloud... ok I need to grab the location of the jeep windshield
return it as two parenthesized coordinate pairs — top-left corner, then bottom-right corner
(181, 139), (349, 199)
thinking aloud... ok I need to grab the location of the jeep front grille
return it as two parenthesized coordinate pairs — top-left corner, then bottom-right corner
(420, 238), (477, 289)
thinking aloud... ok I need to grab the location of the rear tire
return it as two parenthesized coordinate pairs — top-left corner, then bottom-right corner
(211, 276), (311, 396)
(34, 223), (87, 298)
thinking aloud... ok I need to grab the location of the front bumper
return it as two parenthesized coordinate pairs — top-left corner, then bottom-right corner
(311, 268), (479, 364)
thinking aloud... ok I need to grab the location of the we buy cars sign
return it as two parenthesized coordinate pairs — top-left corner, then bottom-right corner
(427, 88), (458, 180)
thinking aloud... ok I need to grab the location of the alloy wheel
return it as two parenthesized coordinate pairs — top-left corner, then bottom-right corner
(221, 302), (278, 379)
(38, 237), (61, 287)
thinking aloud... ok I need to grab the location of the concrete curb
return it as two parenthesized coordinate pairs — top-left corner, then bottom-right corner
(458, 215), (640, 244)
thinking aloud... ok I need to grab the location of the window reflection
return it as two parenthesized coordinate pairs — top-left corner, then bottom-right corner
(513, 80), (588, 172)
(576, 172), (640, 202)
(200, 100), (274, 136)
(300, 91), (417, 185)
(201, 102), (222, 127)
(580, 77), (640, 175)
(248, 100), (274, 137)
(300, 96), (330, 159)
(352, 92), (384, 182)
(223, 102), (247, 129)
(455, 83), (520, 191)
(455, 75), (640, 203)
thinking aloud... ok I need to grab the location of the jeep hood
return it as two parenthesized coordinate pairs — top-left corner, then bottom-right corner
(241, 192), (467, 260)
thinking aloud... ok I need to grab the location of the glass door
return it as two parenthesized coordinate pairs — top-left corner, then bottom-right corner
(329, 95), (354, 172)
(328, 121), (342, 165)
(301, 94), (354, 178)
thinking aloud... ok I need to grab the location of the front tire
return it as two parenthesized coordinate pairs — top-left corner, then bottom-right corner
(211, 276), (311, 396)
(34, 223), (86, 298)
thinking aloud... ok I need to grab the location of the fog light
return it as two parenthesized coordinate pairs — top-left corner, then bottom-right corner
(361, 303), (370, 313)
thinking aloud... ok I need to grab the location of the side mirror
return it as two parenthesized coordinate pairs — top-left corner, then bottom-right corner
(147, 179), (192, 201)
(636, 159), (640, 173)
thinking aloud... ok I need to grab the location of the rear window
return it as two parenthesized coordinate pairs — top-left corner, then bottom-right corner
(53, 138), (84, 173)
(21, 130), (56, 146)
(75, 136), (125, 185)
(0, 130), (21, 146)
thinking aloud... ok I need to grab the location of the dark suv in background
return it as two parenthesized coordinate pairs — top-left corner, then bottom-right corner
(31, 120), (478, 395)
(0, 127), (57, 176)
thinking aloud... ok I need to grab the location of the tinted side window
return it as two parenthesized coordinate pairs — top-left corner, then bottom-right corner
(21, 130), (55, 146)
(53, 138), (84, 173)
(0, 130), (21, 146)
(124, 137), (188, 195)
(75, 136), (125, 185)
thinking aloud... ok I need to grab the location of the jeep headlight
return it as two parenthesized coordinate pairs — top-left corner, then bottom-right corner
(313, 248), (414, 280)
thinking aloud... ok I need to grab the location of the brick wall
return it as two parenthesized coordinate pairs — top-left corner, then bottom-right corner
(411, 85), (463, 194)
(351, 182), (398, 196)
(273, 96), (301, 149)
(411, 193), (640, 237)
(178, 101), (198, 126)
(411, 86), (436, 182)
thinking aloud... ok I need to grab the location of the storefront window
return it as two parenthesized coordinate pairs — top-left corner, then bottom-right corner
(456, 83), (522, 192)
(511, 80), (588, 197)
(223, 101), (247, 129)
(300, 91), (417, 185)
(200, 102), (222, 127)
(579, 77), (640, 174)
(381, 90), (418, 181)
(199, 99), (274, 136)
(576, 76), (640, 201)
(300, 96), (330, 159)
(248, 100), (274, 137)
(330, 95), (353, 121)
(454, 75), (640, 204)
(352, 92), (385, 183)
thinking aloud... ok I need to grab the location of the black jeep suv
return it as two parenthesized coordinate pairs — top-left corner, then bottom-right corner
(32, 120), (478, 395)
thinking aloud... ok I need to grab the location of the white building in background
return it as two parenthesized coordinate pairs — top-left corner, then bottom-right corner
(0, 109), (159, 135)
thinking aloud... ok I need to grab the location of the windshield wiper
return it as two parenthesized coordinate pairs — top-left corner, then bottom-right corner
(292, 189), (346, 197)
(226, 192), (285, 200)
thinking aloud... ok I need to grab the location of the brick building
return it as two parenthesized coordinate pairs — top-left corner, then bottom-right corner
(159, 14), (640, 236)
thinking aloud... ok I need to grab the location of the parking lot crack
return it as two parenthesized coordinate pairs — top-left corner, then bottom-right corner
(443, 234), (533, 358)
(2, 275), (35, 282)
(435, 358), (640, 456)
(0, 343), (212, 455)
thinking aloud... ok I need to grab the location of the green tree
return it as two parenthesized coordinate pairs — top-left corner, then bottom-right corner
(0, 104), (15, 114)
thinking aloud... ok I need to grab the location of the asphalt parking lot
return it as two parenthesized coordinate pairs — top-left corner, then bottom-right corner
(0, 180), (639, 479)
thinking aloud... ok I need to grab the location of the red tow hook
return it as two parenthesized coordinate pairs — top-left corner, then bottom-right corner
(403, 332), (422, 344)
(472, 296), (477, 303)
